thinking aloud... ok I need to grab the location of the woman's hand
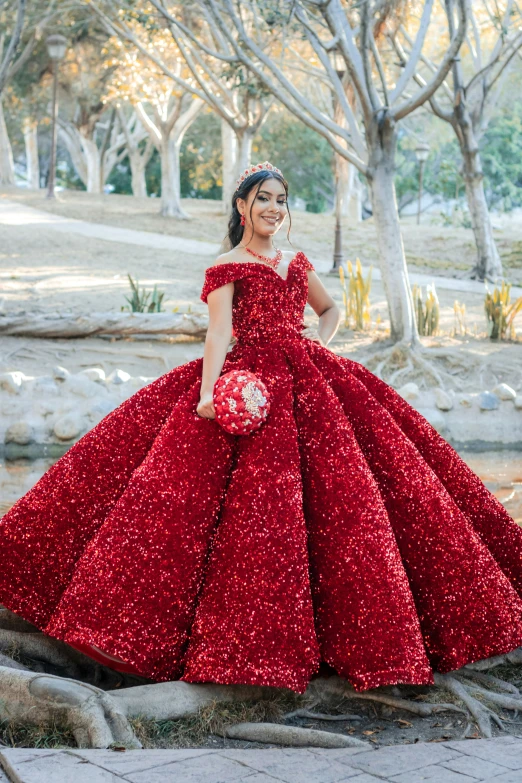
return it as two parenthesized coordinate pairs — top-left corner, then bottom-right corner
(301, 325), (326, 347)
(196, 393), (216, 419)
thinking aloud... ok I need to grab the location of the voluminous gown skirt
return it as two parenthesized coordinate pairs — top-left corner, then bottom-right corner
(1, 251), (522, 694)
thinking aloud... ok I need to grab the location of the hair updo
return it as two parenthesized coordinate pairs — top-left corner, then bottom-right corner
(222, 169), (293, 251)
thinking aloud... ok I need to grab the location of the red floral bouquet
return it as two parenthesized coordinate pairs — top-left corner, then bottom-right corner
(213, 369), (271, 435)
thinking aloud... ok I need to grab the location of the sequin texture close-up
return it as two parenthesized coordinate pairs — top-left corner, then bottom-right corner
(1, 250), (522, 694)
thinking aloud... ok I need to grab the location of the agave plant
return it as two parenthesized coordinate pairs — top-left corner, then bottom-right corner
(338, 258), (373, 331)
(452, 300), (467, 336)
(412, 283), (440, 336)
(121, 274), (166, 313)
(484, 281), (522, 340)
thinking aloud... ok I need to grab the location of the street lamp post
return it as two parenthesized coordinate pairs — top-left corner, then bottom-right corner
(329, 48), (346, 272)
(45, 34), (67, 200)
(415, 142), (430, 225)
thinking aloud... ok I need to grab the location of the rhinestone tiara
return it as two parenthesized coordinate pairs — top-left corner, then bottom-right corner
(235, 161), (283, 190)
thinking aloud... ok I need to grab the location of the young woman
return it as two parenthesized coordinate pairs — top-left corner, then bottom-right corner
(1, 161), (522, 695)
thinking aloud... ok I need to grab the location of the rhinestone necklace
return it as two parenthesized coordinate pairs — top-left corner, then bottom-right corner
(243, 246), (283, 269)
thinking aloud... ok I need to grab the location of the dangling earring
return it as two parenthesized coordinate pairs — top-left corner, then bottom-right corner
(240, 213), (246, 226)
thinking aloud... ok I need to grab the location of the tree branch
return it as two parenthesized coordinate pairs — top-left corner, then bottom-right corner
(393, 0), (468, 121)
(0, 0), (27, 94)
(389, 0), (434, 102)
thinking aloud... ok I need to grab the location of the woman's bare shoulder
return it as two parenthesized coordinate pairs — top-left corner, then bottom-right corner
(211, 249), (244, 267)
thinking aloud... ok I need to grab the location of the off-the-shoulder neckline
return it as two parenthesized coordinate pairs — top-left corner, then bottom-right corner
(206, 250), (304, 283)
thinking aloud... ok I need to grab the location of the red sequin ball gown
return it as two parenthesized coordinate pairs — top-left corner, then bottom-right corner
(2, 250), (522, 694)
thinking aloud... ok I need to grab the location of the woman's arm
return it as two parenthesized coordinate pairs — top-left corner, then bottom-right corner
(196, 281), (234, 419)
(302, 271), (341, 347)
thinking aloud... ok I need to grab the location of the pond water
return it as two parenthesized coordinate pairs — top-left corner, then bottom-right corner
(1, 449), (521, 525)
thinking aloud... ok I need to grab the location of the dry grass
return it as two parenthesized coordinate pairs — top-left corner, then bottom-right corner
(0, 718), (76, 749)
(130, 692), (302, 749)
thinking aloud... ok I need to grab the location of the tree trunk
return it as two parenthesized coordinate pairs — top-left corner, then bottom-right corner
(159, 135), (190, 218)
(221, 118), (237, 213)
(22, 118), (40, 189)
(367, 120), (419, 346)
(457, 122), (503, 281)
(236, 128), (254, 173)
(80, 136), (102, 194)
(335, 153), (361, 223)
(128, 149), (148, 198)
(0, 97), (15, 186)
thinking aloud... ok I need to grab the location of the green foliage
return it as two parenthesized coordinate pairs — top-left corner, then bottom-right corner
(395, 102), (522, 215)
(395, 132), (464, 211)
(481, 106), (522, 211)
(137, 110), (222, 199)
(121, 273), (165, 313)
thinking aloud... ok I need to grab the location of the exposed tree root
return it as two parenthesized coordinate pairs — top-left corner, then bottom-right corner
(218, 722), (368, 748)
(1, 608), (522, 747)
(458, 667), (521, 696)
(434, 673), (502, 738)
(283, 708), (363, 721)
(358, 339), (517, 392)
(305, 676), (466, 718)
(0, 666), (141, 749)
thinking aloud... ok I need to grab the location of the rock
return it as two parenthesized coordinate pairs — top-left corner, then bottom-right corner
(53, 414), (83, 440)
(458, 394), (474, 408)
(434, 388), (453, 411)
(52, 365), (70, 381)
(492, 383), (517, 401)
(79, 367), (106, 383)
(88, 400), (116, 418)
(515, 396), (522, 410)
(397, 382), (420, 402)
(32, 376), (59, 395)
(65, 374), (104, 398)
(34, 400), (56, 416)
(106, 368), (131, 385)
(0, 371), (25, 394)
(479, 391), (500, 411)
(416, 407), (446, 433)
(5, 421), (34, 445)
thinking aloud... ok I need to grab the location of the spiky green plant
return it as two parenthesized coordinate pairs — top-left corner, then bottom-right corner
(121, 274), (166, 313)
(339, 258), (373, 330)
(412, 283), (440, 336)
(452, 300), (467, 336)
(484, 281), (522, 340)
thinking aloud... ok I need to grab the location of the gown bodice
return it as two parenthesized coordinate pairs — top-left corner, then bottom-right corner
(200, 251), (315, 347)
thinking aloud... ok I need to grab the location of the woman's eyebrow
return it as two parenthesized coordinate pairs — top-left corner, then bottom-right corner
(258, 189), (286, 196)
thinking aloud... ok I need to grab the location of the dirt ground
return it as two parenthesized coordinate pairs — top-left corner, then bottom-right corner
(4, 187), (522, 283)
(1, 188), (522, 391)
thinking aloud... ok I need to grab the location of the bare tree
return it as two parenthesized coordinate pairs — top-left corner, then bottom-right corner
(115, 106), (154, 198)
(58, 106), (127, 193)
(0, 0), (28, 95)
(0, 0), (44, 185)
(393, 1), (522, 282)
(152, 0), (467, 347)
(88, 0), (275, 212)
(135, 90), (204, 217)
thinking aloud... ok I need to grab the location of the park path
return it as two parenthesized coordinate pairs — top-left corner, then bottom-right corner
(2, 737), (522, 782)
(2, 199), (519, 297)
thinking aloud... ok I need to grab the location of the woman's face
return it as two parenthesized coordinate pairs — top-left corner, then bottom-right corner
(237, 177), (288, 240)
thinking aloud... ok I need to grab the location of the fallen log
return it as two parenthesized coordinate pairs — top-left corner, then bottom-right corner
(0, 311), (208, 338)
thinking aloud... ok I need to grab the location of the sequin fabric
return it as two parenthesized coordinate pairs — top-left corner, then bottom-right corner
(1, 250), (522, 694)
